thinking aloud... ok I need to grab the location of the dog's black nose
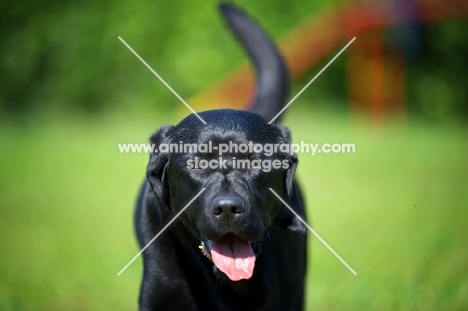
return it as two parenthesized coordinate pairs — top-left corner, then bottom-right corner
(210, 196), (245, 223)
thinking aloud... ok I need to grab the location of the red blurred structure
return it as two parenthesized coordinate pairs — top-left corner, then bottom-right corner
(182, 0), (468, 123)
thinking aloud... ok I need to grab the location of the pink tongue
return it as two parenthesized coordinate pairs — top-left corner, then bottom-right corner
(210, 236), (256, 281)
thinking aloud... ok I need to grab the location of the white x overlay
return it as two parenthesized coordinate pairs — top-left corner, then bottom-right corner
(268, 37), (356, 124)
(117, 188), (206, 276)
(269, 188), (357, 275)
(117, 35), (357, 276)
(118, 36), (207, 124)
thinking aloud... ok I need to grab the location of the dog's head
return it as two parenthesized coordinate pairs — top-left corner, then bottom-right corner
(146, 109), (299, 281)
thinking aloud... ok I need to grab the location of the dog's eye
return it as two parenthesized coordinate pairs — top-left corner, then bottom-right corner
(186, 157), (203, 170)
(250, 153), (262, 160)
(191, 162), (203, 170)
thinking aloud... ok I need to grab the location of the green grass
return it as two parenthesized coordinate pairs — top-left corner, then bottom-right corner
(1, 112), (467, 310)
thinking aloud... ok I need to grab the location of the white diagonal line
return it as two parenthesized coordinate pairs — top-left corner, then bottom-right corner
(268, 188), (357, 275)
(268, 37), (356, 124)
(117, 188), (206, 276)
(118, 36), (207, 125)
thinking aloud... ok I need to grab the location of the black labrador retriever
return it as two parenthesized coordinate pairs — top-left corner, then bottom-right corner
(134, 3), (307, 310)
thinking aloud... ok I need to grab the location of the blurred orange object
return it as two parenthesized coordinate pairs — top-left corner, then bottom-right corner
(178, 0), (468, 122)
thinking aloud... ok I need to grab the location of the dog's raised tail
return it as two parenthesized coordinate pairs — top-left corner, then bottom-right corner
(219, 3), (290, 124)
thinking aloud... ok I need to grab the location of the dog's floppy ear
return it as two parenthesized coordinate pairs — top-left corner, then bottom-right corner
(278, 126), (297, 198)
(274, 126), (306, 233)
(146, 125), (173, 205)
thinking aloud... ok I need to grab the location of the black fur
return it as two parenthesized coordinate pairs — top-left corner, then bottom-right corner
(134, 4), (307, 310)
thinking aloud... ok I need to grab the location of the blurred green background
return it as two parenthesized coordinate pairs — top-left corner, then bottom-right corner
(1, 0), (467, 310)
